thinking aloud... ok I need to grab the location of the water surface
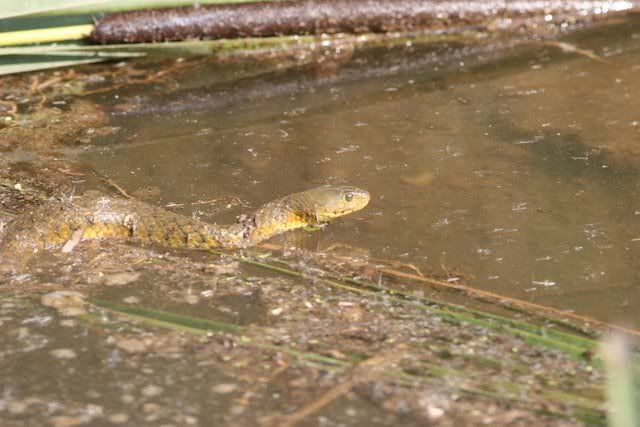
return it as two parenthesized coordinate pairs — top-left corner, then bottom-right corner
(82, 17), (640, 323)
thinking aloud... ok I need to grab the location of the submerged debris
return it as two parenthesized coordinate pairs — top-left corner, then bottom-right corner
(41, 291), (87, 317)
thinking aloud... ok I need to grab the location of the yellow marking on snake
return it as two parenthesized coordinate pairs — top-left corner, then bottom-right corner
(0, 186), (370, 254)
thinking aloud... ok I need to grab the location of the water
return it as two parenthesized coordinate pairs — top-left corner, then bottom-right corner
(5, 16), (640, 427)
(79, 19), (640, 324)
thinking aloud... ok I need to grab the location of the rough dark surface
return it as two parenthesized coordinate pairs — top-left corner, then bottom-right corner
(90, 0), (639, 44)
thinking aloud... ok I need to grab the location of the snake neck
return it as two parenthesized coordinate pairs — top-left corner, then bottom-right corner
(215, 201), (314, 247)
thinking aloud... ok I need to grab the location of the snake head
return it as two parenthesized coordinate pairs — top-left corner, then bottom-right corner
(309, 186), (370, 223)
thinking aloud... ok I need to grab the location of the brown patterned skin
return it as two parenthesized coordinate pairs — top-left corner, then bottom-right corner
(90, 0), (640, 44)
(0, 186), (370, 255)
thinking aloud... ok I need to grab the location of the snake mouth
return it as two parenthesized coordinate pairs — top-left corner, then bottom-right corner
(332, 204), (366, 217)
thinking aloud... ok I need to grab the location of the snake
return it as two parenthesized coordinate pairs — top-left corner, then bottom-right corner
(0, 186), (369, 256)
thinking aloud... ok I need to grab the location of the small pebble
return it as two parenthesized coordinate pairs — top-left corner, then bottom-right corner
(49, 415), (86, 427)
(7, 400), (28, 414)
(142, 402), (162, 414)
(427, 405), (445, 419)
(50, 348), (77, 359)
(141, 384), (163, 397)
(230, 405), (245, 416)
(115, 338), (148, 353)
(41, 291), (86, 316)
(122, 296), (140, 304)
(109, 413), (129, 424)
(59, 319), (77, 327)
(339, 305), (365, 322)
(85, 404), (103, 416)
(58, 307), (87, 317)
(211, 383), (237, 394)
(103, 272), (141, 286)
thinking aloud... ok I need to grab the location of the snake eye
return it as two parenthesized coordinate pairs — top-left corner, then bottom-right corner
(344, 193), (353, 202)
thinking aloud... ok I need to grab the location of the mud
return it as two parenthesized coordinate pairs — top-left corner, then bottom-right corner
(0, 239), (602, 426)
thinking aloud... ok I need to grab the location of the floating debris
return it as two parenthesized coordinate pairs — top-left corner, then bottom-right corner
(50, 348), (78, 360)
(531, 280), (557, 287)
(400, 171), (434, 186)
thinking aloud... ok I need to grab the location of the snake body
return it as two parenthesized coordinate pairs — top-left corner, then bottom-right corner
(0, 186), (369, 255)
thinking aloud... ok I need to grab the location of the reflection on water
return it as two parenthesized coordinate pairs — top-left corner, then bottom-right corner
(82, 17), (640, 323)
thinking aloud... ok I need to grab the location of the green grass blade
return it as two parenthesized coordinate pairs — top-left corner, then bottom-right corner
(0, 24), (93, 46)
(0, 35), (314, 54)
(89, 298), (349, 367)
(0, 0), (106, 20)
(1, 0), (282, 19)
(0, 56), (107, 75)
(218, 251), (602, 359)
(91, 298), (246, 333)
(36, 0), (282, 16)
(603, 334), (639, 427)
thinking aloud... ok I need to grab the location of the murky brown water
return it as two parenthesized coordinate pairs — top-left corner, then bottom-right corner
(78, 17), (640, 324)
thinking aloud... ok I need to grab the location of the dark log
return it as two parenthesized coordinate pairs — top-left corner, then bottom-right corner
(90, 0), (639, 44)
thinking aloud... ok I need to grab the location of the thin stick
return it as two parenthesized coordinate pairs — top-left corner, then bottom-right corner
(276, 347), (406, 427)
(96, 175), (132, 199)
(277, 382), (352, 427)
(0, 209), (16, 218)
(534, 40), (610, 64)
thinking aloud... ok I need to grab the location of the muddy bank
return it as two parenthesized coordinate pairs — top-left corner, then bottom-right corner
(0, 237), (605, 426)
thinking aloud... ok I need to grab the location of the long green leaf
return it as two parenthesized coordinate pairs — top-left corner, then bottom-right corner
(0, 35), (315, 54)
(1, 50), (142, 58)
(2, 0), (281, 19)
(0, 56), (107, 75)
(223, 253), (603, 360)
(0, 0), (106, 20)
(0, 24), (93, 46)
(90, 298), (349, 366)
(91, 299), (246, 333)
